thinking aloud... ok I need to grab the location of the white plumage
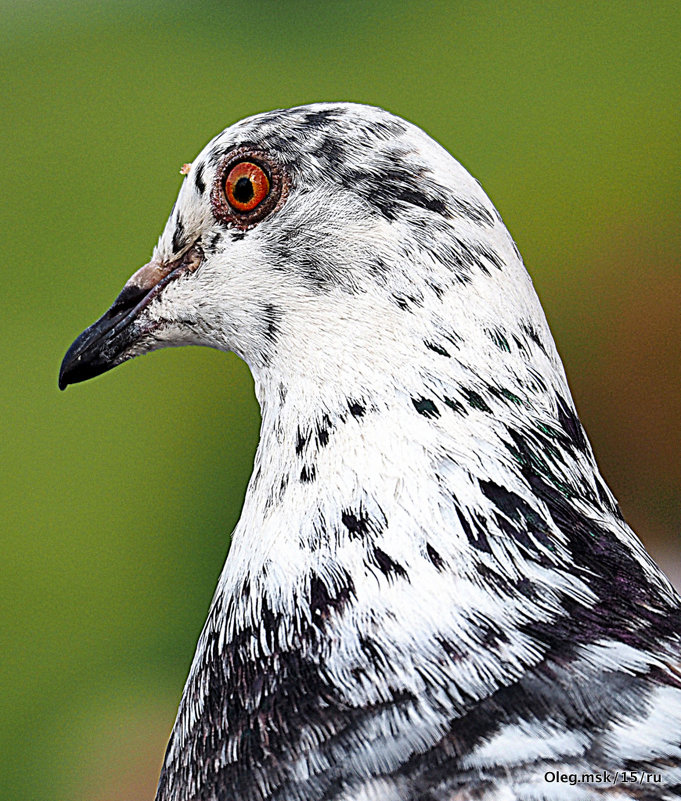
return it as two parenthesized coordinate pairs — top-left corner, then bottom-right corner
(60, 103), (681, 800)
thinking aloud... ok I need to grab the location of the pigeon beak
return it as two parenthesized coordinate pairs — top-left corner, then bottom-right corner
(58, 246), (202, 390)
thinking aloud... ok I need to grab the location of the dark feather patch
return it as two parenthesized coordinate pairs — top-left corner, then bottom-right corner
(487, 328), (511, 353)
(193, 161), (206, 195)
(443, 396), (467, 415)
(309, 572), (356, 622)
(455, 507), (492, 554)
(503, 424), (680, 647)
(315, 415), (331, 447)
(348, 401), (365, 418)
(203, 231), (222, 254)
(391, 294), (413, 312)
(424, 340), (450, 357)
(520, 321), (546, 355)
(341, 509), (371, 539)
(412, 397), (440, 418)
(172, 217), (186, 254)
(300, 464), (316, 483)
(370, 547), (409, 581)
(295, 426), (308, 456)
(156, 583), (377, 801)
(479, 479), (555, 553)
(462, 388), (492, 413)
(305, 108), (338, 129)
(425, 543), (446, 570)
(556, 395), (588, 453)
(262, 303), (281, 342)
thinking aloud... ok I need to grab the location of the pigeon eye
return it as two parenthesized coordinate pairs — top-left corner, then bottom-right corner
(211, 149), (288, 230)
(225, 162), (270, 212)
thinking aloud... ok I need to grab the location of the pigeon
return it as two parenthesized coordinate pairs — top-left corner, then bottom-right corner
(59, 103), (681, 801)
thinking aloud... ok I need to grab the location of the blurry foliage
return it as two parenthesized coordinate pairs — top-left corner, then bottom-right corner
(1, 1), (679, 798)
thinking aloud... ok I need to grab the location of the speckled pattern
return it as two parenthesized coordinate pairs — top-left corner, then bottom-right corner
(60, 104), (681, 801)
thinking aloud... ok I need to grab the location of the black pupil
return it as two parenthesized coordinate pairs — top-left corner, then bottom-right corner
(233, 176), (254, 204)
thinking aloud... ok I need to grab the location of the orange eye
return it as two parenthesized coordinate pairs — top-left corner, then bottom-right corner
(211, 149), (288, 230)
(224, 162), (270, 212)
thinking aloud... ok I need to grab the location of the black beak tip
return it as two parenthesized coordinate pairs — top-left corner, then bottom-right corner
(59, 346), (117, 390)
(58, 261), (171, 393)
(58, 322), (119, 391)
(58, 336), (87, 391)
(59, 359), (110, 390)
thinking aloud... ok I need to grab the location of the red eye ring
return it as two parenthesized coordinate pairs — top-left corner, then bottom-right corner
(224, 161), (270, 212)
(211, 148), (288, 230)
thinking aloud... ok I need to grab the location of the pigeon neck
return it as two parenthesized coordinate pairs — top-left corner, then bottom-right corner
(229, 354), (602, 597)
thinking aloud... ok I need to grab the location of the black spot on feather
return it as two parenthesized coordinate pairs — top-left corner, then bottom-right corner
(368, 256), (390, 280)
(436, 636), (464, 662)
(315, 415), (331, 447)
(262, 303), (281, 341)
(348, 401), (365, 418)
(308, 572), (355, 623)
(300, 464), (316, 483)
(504, 428), (570, 496)
(358, 635), (390, 673)
(341, 509), (371, 539)
(443, 396), (467, 415)
(305, 108), (337, 128)
(337, 164), (451, 223)
(455, 507), (492, 553)
(469, 516), (495, 553)
(425, 232), (501, 282)
(512, 334), (529, 357)
(295, 426), (308, 456)
(426, 544), (445, 570)
(489, 385), (522, 406)
(313, 136), (347, 170)
(451, 197), (495, 227)
(424, 341), (450, 357)
(556, 394), (588, 453)
(172, 217), (186, 254)
(341, 504), (387, 542)
(521, 321), (546, 354)
(412, 397), (440, 418)
(487, 328), (511, 353)
(391, 293), (413, 312)
(370, 547), (409, 581)
(479, 620), (510, 647)
(462, 388), (491, 413)
(193, 161), (206, 195)
(203, 231), (222, 254)
(480, 479), (555, 554)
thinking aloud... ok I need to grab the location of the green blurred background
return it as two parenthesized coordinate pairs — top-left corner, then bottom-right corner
(2, 1), (679, 798)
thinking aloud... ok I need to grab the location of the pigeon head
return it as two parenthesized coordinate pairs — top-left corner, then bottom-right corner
(59, 103), (558, 405)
